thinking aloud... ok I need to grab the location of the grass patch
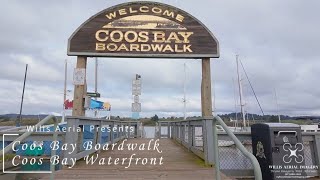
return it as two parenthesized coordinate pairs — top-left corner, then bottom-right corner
(0, 118), (62, 126)
(194, 157), (211, 167)
(0, 154), (16, 163)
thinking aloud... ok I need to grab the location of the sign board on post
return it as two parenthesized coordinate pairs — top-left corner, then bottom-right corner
(132, 103), (141, 112)
(87, 92), (101, 98)
(133, 95), (139, 103)
(133, 79), (141, 86)
(68, 1), (219, 58)
(73, 68), (86, 85)
(132, 79), (141, 95)
(132, 86), (141, 95)
(84, 96), (91, 108)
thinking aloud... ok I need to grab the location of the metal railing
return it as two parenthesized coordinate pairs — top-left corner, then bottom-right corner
(0, 115), (59, 180)
(63, 116), (140, 164)
(215, 116), (262, 180)
(217, 131), (320, 178)
(1, 116), (140, 178)
(156, 116), (262, 180)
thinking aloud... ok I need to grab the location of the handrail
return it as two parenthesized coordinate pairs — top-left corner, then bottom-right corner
(0, 115), (59, 180)
(214, 116), (262, 180)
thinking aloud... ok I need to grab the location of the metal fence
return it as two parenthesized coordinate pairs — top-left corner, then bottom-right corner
(216, 132), (320, 177)
(156, 117), (263, 180)
(156, 120), (320, 178)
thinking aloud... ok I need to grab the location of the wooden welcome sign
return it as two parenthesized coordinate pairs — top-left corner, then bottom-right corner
(68, 1), (219, 58)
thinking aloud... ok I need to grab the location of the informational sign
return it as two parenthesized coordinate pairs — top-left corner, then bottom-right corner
(132, 86), (141, 95)
(87, 92), (101, 97)
(73, 68), (85, 85)
(133, 79), (141, 86)
(132, 79), (141, 95)
(133, 95), (139, 103)
(84, 96), (91, 108)
(68, 1), (219, 58)
(132, 103), (141, 112)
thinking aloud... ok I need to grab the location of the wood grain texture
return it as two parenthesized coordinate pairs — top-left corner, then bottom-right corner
(41, 139), (232, 180)
(201, 58), (213, 117)
(72, 56), (87, 116)
(68, 2), (219, 58)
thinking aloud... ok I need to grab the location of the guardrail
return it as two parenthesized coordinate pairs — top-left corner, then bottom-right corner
(0, 115), (59, 180)
(64, 116), (140, 164)
(217, 131), (320, 178)
(1, 116), (141, 179)
(156, 116), (262, 180)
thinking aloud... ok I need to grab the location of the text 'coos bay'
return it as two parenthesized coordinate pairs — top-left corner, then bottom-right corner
(95, 30), (194, 53)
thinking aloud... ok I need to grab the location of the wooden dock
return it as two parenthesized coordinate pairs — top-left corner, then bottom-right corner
(41, 139), (231, 180)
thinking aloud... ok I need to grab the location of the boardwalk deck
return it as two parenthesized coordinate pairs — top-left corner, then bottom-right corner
(41, 139), (231, 180)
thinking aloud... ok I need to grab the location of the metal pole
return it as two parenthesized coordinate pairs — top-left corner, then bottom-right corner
(62, 59), (67, 122)
(212, 118), (221, 180)
(236, 55), (246, 127)
(232, 78), (238, 128)
(17, 64), (28, 127)
(215, 116), (262, 180)
(64, 60), (67, 105)
(94, 57), (98, 117)
(274, 88), (281, 123)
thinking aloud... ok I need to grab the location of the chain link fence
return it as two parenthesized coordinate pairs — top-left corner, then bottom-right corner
(192, 129), (316, 177)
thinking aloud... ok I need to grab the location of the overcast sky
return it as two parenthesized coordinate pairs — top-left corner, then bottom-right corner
(0, 0), (319, 118)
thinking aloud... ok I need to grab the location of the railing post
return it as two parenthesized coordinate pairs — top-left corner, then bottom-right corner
(179, 122), (182, 143)
(183, 123), (186, 142)
(192, 125), (196, 147)
(49, 117), (59, 180)
(134, 123), (138, 138)
(64, 117), (79, 166)
(124, 122), (127, 139)
(172, 123), (175, 139)
(202, 118), (214, 166)
(174, 123), (176, 140)
(77, 125), (84, 152)
(313, 134), (320, 177)
(176, 122), (179, 140)
(128, 121), (131, 139)
(158, 121), (161, 138)
(116, 123), (120, 139)
(167, 122), (170, 138)
(110, 122), (114, 143)
(212, 117), (221, 180)
(96, 121), (102, 152)
(93, 125), (98, 146)
(188, 121), (192, 150)
(136, 122), (141, 138)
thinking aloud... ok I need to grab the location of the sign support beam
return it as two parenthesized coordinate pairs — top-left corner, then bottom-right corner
(72, 56), (87, 116)
(201, 58), (213, 117)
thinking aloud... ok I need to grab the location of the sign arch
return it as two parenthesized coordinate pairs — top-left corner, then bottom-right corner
(68, 1), (219, 58)
(68, 1), (219, 117)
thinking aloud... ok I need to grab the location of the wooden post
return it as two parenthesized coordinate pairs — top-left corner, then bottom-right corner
(201, 58), (213, 117)
(72, 56), (87, 116)
(201, 58), (215, 166)
(203, 119), (214, 165)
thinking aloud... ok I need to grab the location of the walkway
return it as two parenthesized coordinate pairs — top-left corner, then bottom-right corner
(42, 139), (231, 180)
